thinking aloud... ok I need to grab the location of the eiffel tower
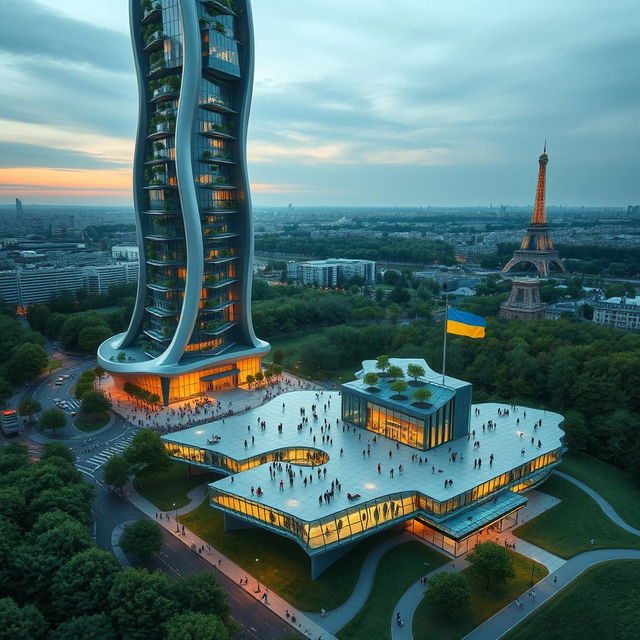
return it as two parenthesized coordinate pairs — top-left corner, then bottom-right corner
(502, 144), (565, 277)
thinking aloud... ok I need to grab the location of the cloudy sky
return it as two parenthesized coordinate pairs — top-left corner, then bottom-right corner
(0, 0), (638, 206)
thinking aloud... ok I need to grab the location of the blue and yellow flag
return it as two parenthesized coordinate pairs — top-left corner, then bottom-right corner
(446, 308), (486, 339)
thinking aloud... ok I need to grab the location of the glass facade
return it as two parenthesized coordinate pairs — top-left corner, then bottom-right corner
(342, 389), (454, 451)
(167, 442), (562, 553)
(165, 442), (329, 473)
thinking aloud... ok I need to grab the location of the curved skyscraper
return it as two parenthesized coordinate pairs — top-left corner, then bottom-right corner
(98, 0), (269, 405)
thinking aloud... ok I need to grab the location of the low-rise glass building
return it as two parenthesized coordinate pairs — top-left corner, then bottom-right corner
(162, 359), (565, 577)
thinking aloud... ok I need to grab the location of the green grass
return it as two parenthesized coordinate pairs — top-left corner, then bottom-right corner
(504, 560), (640, 640)
(74, 411), (110, 432)
(337, 542), (448, 640)
(47, 358), (62, 372)
(559, 452), (640, 530)
(413, 551), (548, 640)
(134, 462), (216, 511)
(179, 498), (401, 611)
(514, 475), (640, 558)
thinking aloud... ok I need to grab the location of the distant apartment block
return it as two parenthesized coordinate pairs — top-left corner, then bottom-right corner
(0, 263), (140, 305)
(84, 263), (139, 296)
(112, 245), (140, 261)
(593, 296), (640, 331)
(287, 259), (377, 287)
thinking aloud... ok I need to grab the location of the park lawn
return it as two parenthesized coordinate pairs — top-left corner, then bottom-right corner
(514, 475), (640, 559)
(179, 498), (401, 612)
(74, 411), (110, 432)
(134, 461), (216, 511)
(559, 452), (640, 530)
(504, 560), (640, 640)
(337, 541), (448, 640)
(413, 550), (548, 640)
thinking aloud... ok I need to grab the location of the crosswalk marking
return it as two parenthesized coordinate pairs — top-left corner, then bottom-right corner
(76, 435), (134, 474)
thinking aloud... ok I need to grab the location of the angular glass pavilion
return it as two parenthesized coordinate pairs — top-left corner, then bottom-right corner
(163, 360), (565, 577)
(98, 0), (268, 405)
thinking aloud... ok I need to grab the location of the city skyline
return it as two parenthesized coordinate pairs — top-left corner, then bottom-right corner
(0, 0), (638, 207)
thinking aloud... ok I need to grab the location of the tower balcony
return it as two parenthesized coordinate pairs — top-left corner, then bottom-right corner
(201, 299), (236, 312)
(152, 85), (179, 101)
(204, 277), (237, 290)
(147, 279), (186, 292)
(201, 125), (236, 141)
(142, 2), (162, 23)
(145, 231), (184, 241)
(201, 206), (238, 215)
(199, 150), (236, 165)
(147, 122), (175, 140)
(143, 328), (174, 342)
(197, 321), (237, 336)
(199, 0), (237, 16)
(144, 30), (164, 51)
(203, 231), (238, 241)
(199, 97), (237, 115)
(146, 257), (185, 267)
(145, 305), (181, 318)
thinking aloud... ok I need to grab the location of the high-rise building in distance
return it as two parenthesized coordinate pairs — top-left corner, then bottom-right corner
(98, 0), (268, 405)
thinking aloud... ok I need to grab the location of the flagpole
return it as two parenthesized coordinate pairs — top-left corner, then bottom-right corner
(441, 289), (448, 385)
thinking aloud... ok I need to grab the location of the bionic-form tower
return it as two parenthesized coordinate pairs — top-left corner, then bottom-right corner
(98, 0), (269, 405)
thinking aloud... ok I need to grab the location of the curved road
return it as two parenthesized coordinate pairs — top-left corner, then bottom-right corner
(3, 357), (300, 640)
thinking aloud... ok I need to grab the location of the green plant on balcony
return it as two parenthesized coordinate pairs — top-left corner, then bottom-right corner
(201, 150), (212, 160)
(149, 51), (164, 70)
(214, 21), (226, 35)
(219, 0), (235, 10)
(215, 176), (228, 185)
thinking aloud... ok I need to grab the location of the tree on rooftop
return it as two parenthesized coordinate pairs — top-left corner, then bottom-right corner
(376, 355), (390, 373)
(245, 374), (254, 388)
(363, 372), (379, 390)
(390, 380), (408, 398)
(407, 363), (426, 382)
(412, 387), (432, 406)
(387, 365), (404, 380)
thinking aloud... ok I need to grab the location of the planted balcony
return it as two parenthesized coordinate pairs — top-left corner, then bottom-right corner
(201, 0), (236, 16)
(142, 0), (162, 22)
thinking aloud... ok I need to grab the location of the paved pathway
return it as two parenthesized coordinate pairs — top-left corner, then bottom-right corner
(306, 532), (416, 633)
(554, 470), (640, 536)
(391, 556), (470, 640)
(464, 549), (640, 640)
(125, 484), (339, 640)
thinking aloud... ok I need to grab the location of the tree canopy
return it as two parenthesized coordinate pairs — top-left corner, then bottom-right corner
(425, 572), (471, 617)
(468, 541), (515, 589)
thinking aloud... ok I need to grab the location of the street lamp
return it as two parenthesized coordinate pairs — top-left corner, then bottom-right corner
(173, 502), (179, 533)
(254, 557), (261, 593)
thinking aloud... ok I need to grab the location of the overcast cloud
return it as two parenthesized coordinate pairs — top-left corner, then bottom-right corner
(0, 0), (637, 206)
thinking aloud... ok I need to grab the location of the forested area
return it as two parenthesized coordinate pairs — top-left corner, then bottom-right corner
(251, 279), (434, 337)
(0, 305), (49, 402)
(27, 284), (137, 354)
(256, 234), (457, 265)
(290, 318), (640, 482)
(0, 441), (234, 639)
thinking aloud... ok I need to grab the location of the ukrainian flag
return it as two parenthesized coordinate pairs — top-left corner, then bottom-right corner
(446, 308), (486, 339)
